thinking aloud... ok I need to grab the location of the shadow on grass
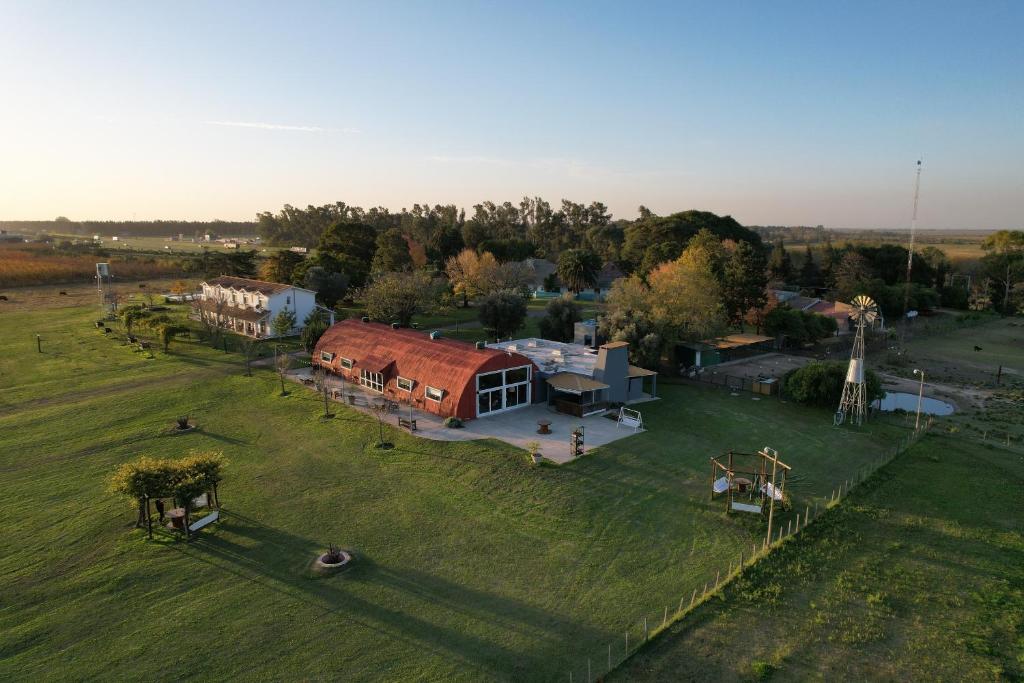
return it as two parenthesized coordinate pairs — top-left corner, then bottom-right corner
(166, 507), (602, 675)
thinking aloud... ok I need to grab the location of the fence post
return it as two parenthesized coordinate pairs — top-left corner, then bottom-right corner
(715, 570), (720, 589)
(805, 505), (810, 527)
(690, 587), (696, 607)
(625, 631), (628, 655)
(795, 514), (801, 531)
(644, 616), (648, 641)
(663, 606), (668, 628)
(787, 519), (792, 536)
(608, 644), (611, 672)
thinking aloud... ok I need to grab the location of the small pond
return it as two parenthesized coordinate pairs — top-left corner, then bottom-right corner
(872, 392), (956, 416)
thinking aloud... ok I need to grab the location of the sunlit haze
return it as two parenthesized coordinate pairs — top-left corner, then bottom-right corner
(1, 1), (1021, 228)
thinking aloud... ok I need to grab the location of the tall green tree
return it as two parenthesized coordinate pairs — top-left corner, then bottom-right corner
(980, 230), (1024, 313)
(798, 244), (820, 288)
(767, 239), (793, 283)
(258, 250), (305, 284)
(556, 249), (601, 293)
(723, 240), (767, 327)
(302, 266), (348, 308)
(477, 290), (528, 339)
(370, 228), (413, 275)
(361, 271), (442, 327)
(538, 297), (582, 342)
(316, 221), (377, 288)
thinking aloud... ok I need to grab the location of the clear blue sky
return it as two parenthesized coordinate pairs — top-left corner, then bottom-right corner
(1, 1), (1021, 229)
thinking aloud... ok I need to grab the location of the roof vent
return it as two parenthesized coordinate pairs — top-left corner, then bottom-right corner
(391, 322), (400, 329)
(429, 330), (442, 340)
(475, 341), (485, 350)
(361, 316), (370, 323)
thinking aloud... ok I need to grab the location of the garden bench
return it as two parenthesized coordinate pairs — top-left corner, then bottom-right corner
(187, 510), (219, 533)
(398, 417), (417, 432)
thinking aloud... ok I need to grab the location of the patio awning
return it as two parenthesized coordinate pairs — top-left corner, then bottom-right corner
(357, 355), (394, 374)
(628, 365), (657, 378)
(546, 372), (609, 395)
(196, 300), (269, 323)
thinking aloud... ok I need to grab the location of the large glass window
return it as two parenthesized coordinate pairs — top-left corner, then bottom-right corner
(476, 365), (531, 416)
(478, 371), (503, 391)
(397, 377), (414, 391)
(425, 386), (444, 402)
(360, 370), (384, 393)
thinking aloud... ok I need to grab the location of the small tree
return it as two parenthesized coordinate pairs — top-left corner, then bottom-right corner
(300, 309), (330, 352)
(370, 398), (391, 448)
(275, 347), (292, 396)
(538, 297), (581, 342)
(271, 309), (297, 338)
(158, 324), (190, 353)
(478, 290), (528, 339)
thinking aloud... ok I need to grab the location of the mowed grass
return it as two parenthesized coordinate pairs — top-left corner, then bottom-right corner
(1, 303), (905, 681)
(611, 433), (1024, 681)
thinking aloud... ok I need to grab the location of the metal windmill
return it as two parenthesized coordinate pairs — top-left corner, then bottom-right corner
(835, 295), (879, 426)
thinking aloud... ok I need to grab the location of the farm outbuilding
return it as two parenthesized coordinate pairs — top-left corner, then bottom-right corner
(312, 319), (538, 421)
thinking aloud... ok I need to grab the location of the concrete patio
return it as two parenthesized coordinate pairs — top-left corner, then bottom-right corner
(289, 367), (650, 464)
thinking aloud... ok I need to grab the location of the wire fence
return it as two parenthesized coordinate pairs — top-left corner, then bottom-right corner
(563, 420), (934, 683)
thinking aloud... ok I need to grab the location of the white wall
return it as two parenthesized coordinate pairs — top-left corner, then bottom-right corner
(266, 287), (316, 336)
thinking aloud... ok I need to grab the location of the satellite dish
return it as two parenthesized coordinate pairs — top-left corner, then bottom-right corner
(849, 295), (879, 324)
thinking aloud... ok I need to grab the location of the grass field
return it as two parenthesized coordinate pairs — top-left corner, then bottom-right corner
(0, 298), (908, 680)
(611, 433), (1024, 681)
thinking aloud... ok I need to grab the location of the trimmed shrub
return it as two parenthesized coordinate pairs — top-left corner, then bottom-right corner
(782, 361), (884, 408)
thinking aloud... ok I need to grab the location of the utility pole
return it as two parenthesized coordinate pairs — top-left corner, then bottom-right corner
(913, 369), (925, 431)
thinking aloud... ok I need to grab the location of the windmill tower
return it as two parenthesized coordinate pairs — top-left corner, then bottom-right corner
(835, 295), (879, 426)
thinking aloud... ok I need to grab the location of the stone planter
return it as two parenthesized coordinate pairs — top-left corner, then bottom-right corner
(532, 453), (544, 464)
(314, 550), (352, 574)
(169, 424), (197, 435)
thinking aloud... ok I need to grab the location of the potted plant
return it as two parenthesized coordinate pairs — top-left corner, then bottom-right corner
(526, 440), (543, 464)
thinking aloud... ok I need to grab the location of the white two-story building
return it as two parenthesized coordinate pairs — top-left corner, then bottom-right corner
(197, 275), (322, 338)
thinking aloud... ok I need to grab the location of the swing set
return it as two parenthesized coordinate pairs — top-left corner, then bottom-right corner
(709, 446), (791, 515)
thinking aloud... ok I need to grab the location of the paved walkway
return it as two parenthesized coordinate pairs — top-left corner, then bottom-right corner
(288, 368), (651, 464)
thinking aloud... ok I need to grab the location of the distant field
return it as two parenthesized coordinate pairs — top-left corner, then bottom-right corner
(610, 433), (1024, 681)
(44, 233), (285, 255)
(0, 244), (186, 288)
(0, 301), (906, 681)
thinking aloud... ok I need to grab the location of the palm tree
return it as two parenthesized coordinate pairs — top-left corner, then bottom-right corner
(557, 249), (601, 293)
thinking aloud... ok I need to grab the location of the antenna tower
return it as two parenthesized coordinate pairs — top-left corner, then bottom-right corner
(900, 159), (923, 343)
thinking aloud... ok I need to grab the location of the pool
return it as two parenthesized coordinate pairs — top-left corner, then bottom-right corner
(872, 392), (956, 415)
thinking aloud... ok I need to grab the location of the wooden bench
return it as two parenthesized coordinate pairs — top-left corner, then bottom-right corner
(398, 417), (417, 432)
(187, 510), (219, 533)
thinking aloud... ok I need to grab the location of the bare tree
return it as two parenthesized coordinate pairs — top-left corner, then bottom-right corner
(240, 338), (262, 377)
(192, 294), (228, 349)
(275, 346), (292, 396)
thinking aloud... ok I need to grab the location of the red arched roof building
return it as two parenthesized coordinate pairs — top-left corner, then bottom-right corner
(313, 319), (538, 420)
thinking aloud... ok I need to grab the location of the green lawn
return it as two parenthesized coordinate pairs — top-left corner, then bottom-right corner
(1, 303), (907, 680)
(611, 433), (1024, 681)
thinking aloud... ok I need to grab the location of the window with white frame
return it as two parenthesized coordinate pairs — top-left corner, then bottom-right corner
(397, 377), (414, 391)
(360, 369), (384, 393)
(340, 357), (353, 369)
(476, 365), (531, 416)
(320, 351), (335, 363)
(425, 386), (444, 402)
